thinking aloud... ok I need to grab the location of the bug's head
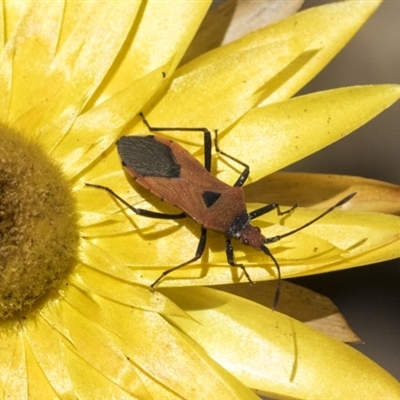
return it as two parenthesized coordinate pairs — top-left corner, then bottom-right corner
(238, 224), (265, 249)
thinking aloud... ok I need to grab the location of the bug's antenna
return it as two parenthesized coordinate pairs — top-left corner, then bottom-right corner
(265, 193), (356, 245)
(260, 245), (281, 310)
(262, 192), (356, 310)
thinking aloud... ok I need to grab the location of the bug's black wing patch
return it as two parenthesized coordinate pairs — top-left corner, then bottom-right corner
(117, 136), (181, 178)
(202, 191), (221, 208)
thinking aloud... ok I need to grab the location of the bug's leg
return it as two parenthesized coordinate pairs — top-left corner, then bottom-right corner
(213, 130), (250, 187)
(150, 228), (208, 289)
(249, 203), (298, 220)
(85, 183), (186, 219)
(139, 113), (213, 172)
(259, 244), (282, 310)
(227, 238), (281, 310)
(256, 193), (356, 310)
(225, 239), (255, 285)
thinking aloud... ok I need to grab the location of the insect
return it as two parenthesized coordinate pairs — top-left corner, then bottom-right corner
(86, 113), (355, 309)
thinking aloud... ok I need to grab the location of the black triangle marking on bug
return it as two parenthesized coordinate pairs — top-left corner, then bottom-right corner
(202, 191), (221, 208)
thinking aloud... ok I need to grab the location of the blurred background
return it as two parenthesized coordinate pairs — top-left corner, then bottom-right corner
(287, 0), (400, 381)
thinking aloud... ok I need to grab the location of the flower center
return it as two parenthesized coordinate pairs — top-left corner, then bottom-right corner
(0, 125), (79, 319)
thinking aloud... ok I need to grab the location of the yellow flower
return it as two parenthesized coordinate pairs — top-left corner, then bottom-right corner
(1, 1), (400, 399)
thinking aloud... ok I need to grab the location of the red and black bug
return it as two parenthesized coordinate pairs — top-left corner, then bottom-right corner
(86, 114), (355, 309)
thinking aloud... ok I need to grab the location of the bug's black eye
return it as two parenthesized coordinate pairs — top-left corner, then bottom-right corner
(243, 238), (249, 245)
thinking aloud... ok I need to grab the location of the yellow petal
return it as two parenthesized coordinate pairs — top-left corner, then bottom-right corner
(0, 324), (27, 398)
(57, 302), (148, 398)
(7, 2), (64, 124)
(54, 66), (167, 179)
(97, 0), (211, 103)
(77, 239), (143, 283)
(69, 265), (189, 318)
(216, 281), (361, 343)
(62, 344), (145, 400)
(258, 0), (382, 104)
(182, 0), (304, 64)
(256, 208), (400, 278)
(2, 1), (29, 41)
(179, 0), (381, 105)
(162, 287), (400, 399)
(146, 34), (312, 135)
(19, 284), (257, 400)
(24, 313), (74, 398)
(245, 172), (400, 215)
(220, 85), (400, 182)
(52, 285), (260, 399)
(24, 336), (64, 399)
(10, 2), (140, 145)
